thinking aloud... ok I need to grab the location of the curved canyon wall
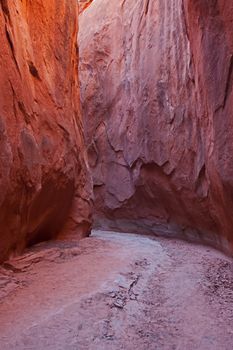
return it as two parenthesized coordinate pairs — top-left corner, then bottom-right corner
(79, 0), (233, 253)
(0, 0), (92, 261)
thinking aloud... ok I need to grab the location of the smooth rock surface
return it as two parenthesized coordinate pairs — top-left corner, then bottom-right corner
(0, 0), (92, 261)
(79, 0), (233, 253)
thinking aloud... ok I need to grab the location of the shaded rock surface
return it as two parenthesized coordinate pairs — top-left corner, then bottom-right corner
(0, 0), (92, 261)
(79, 0), (233, 252)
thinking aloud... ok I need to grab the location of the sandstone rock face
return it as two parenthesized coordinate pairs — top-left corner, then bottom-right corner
(79, 0), (233, 253)
(0, 0), (92, 261)
(78, 1), (94, 14)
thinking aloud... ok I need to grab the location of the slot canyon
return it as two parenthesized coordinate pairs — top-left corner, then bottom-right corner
(1, 0), (233, 349)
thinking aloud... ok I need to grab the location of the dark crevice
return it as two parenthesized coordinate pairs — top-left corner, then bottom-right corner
(9, 80), (17, 121)
(181, 0), (190, 41)
(145, 0), (150, 15)
(18, 101), (31, 124)
(0, 0), (10, 18)
(222, 55), (233, 109)
(28, 61), (41, 80)
(26, 229), (55, 247)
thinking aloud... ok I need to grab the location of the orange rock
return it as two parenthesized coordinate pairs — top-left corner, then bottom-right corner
(79, 0), (233, 253)
(0, 0), (92, 261)
(78, 0), (94, 14)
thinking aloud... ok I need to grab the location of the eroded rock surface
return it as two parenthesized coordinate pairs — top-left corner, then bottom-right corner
(0, 0), (92, 261)
(79, 0), (233, 253)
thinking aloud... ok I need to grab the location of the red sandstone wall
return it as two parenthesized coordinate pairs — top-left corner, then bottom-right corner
(79, 0), (233, 253)
(78, 0), (94, 14)
(0, 0), (92, 261)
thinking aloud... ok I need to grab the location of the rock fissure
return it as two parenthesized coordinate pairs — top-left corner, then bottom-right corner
(222, 54), (233, 109)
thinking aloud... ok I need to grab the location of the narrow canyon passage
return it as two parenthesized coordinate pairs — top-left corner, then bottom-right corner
(1, 1), (233, 349)
(1, 231), (233, 350)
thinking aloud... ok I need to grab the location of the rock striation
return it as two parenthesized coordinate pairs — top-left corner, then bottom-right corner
(79, 0), (233, 253)
(0, 0), (92, 261)
(78, 1), (94, 14)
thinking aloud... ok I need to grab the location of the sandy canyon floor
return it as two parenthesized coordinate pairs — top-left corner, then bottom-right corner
(0, 230), (233, 349)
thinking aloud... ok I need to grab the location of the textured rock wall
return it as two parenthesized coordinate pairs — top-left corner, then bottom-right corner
(79, 0), (233, 253)
(0, 0), (92, 261)
(78, 0), (94, 14)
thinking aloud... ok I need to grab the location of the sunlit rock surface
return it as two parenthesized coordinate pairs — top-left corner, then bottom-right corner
(0, 0), (92, 261)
